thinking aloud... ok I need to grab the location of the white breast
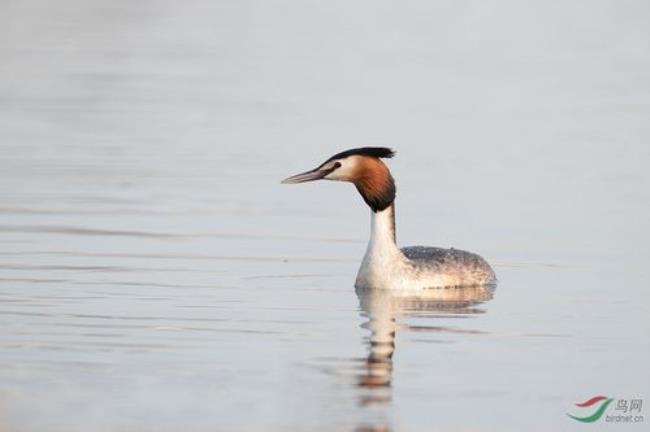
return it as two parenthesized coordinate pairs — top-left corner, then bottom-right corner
(355, 205), (412, 290)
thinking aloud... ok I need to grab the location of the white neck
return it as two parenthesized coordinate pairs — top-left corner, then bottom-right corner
(356, 203), (407, 289)
(370, 203), (397, 246)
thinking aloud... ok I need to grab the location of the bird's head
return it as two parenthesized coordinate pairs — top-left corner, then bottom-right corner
(281, 147), (396, 212)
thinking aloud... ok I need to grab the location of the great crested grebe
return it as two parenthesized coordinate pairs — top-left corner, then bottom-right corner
(282, 147), (496, 290)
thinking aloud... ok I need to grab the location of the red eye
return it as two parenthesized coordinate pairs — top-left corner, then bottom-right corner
(334, 162), (341, 168)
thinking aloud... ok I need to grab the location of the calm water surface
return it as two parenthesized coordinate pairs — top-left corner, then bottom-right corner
(1, 1), (649, 431)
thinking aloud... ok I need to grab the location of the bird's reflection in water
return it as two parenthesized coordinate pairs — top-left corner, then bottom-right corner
(355, 285), (495, 405)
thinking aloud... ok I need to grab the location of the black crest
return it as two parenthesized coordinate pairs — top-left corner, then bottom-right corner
(326, 147), (395, 162)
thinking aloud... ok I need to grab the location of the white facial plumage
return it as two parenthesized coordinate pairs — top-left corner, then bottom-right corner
(322, 155), (362, 182)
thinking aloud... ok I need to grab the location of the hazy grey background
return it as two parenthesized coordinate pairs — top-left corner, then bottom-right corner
(0, 0), (648, 431)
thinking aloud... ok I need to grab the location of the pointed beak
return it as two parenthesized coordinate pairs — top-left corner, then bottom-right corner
(281, 167), (330, 184)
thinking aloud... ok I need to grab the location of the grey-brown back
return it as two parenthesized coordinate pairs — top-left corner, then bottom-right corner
(400, 246), (497, 285)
